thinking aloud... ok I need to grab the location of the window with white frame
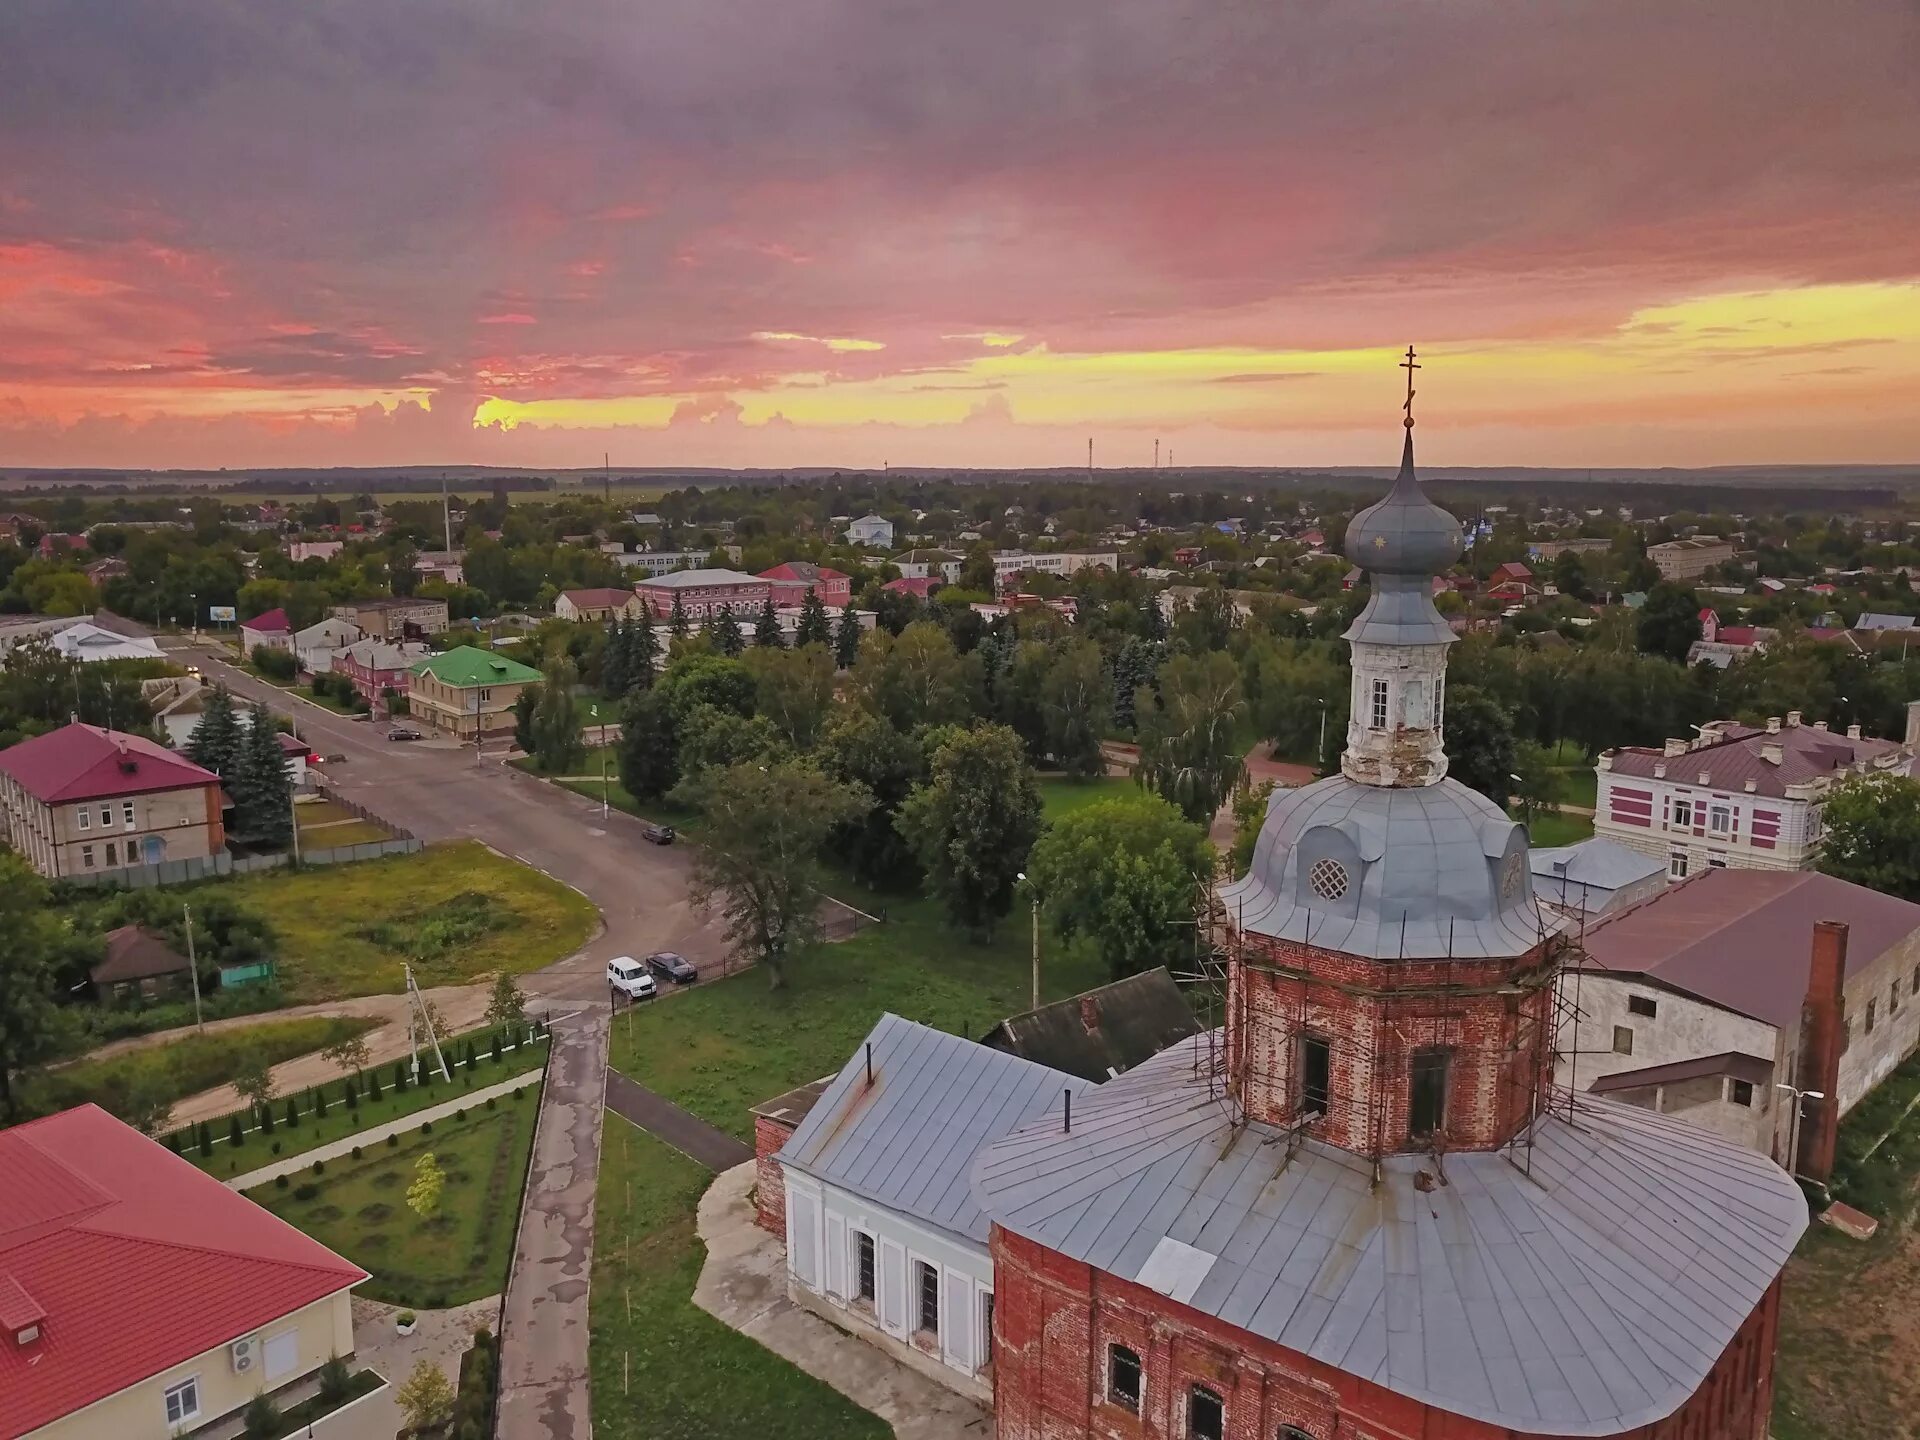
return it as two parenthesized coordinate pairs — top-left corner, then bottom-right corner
(1668, 849), (1689, 880)
(853, 1232), (875, 1303)
(1370, 678), (1389, 730)
(914, 1260), (939, 1337)
(81, 845), (94, 868)
(1708, 803), (1731, 835)
(77, 807), (89, 832)
(98, 805), (112, 828)
(123, 801), (136, 830)
(1671, 798), (1692, 830)
(163, 1376), (201, 1427)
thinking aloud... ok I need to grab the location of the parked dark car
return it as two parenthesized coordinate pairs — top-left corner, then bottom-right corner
(641, 823), (675, 845)
(646, 951), (698, 985)
(387, 725), (424, 741)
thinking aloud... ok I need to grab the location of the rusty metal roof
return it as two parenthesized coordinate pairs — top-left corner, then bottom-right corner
(1604, 722), (1910, 800)
(980, 968), (1200, 1082)
(1587, 1052), (1774, 1095)
(1578, 868), (1920, 1029)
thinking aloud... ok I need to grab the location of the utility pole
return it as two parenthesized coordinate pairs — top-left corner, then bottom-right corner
(1017, 872), (1040, 1008)
(183, 904), (203, 1032)
(1087, 437), (1093, 475)
(1153, 438), (1160, 470)
(440, 472), (452, 554)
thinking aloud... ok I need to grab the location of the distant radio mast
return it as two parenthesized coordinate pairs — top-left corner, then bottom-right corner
(1154, 437), (1160, 469)
(1087, 437), (1094, 474)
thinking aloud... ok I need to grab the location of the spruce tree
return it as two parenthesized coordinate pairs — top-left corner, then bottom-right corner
(834, 603), (862, 669)
(754, 595), (783, 649)
(669, 590), (689, 639)
(228, 1114), (244, 1147)
(230, 703), (293, 849)
(714, 603), (745, 656)
(632, 611), (659, 692)
(186, 684), (244, 778)
(197, 1121), (212, 1157)
(796, 590), (831, 648)
(601, 616), (630, 699)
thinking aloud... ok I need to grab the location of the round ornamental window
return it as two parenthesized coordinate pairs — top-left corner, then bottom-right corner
(1500, 851), (1525, 899)
(1307, 858), (1349, 902)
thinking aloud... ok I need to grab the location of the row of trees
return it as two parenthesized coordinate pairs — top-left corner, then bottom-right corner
(184, 685), (296, 849)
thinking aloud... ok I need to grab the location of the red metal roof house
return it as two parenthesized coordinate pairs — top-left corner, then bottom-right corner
(0, 1105), (366, 1439)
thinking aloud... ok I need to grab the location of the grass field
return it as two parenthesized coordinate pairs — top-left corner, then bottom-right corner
(299, 819), (393, 847)
(253, 1084), (541, 1307)
(606, 892), (1105, 1141)
(1521, 810), (1595, 847)
(28, 1015), (379, 1122)
(173, 1025), (550, 1177)
(591, 1118), (890, 1440)
(198, 841), (598, 1000)
(1036, 774), (1132, 821)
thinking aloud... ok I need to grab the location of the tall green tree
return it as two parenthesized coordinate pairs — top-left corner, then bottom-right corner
(1027, 791), (1213, 980)
(1041, 637), (1109, 777)
(746, 643), (837, 751)
(669, 590), (689, 639)
(678, 760), (867, 988)
(229, 702), (293, 848)
(0, 856), (74, 1120)
(1442, 684), (1518, 807)
(848, 620), (983, 732)
(713, 602), (745, 656)
(898, 724), (1042, 939)
(601, 616), (632, 699)
(513, 687), (541, 754)
(1821, 773), (1920, 901)
(1134, 652), (1245, 825)
(754, 595), (784, 649)
(185, 683), (244, 777)
(796, 590), (832, 648)
(617, 688), (679, 800)
(834, 604), (862, 668)
(533, 658), (585, 775)
(819, 709), (925, 890)
(1636, 582), (1704, 662)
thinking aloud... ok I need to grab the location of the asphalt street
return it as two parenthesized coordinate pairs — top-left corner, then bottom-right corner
(166, 639), (728, 1006)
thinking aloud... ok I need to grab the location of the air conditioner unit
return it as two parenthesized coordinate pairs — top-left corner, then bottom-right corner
(229, 1337), (256, 1373)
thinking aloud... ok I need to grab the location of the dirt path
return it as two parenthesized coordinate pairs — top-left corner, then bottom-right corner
(164, 981), (496, 1127)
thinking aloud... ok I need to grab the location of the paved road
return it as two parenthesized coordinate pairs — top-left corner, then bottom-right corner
(605, 1068), (754, 1171)
(496, 1008), (609, 1440)
(168, 641), (728, 1004)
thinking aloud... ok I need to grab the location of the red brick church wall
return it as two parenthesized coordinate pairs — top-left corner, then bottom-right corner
(1228, 934), (1559, 1155)
(752, 1114), (794, 1237)
(989, 1225), (1781, 1440)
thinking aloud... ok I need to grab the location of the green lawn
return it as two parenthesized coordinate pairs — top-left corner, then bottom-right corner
(299, 820), (393, 847)
(1551, 766), (1598, 811)
(171, 1024), (550, 1178)
(592, 1118), (890, 1440)
(1036, 774), (1132, 821)
(252, 1084), (541, 1307)
(196, 841), (598, 1000)
(27, 1015), (379, 1123)
(513, 743), (620, 780)
(1521, 810), (1595, 847)
(606, 894), (1106, 1142)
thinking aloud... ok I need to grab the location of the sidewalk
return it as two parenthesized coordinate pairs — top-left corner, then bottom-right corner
(605, 1068), (753, 1171)
(224, 1068), (543, 1190)
(692, 1160), (989, 1440)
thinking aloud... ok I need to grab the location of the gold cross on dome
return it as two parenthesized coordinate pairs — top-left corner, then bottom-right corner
(1401, 344), (1419, 429)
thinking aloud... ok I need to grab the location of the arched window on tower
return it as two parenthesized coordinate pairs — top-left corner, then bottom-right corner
(1188, 1385), (1225, 1440)
(1297, 1033), (1331, 1118)
(1279, 1428), (1317, 1440)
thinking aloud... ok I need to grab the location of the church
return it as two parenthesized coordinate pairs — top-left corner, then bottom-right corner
(769, 372), (1808, 1440)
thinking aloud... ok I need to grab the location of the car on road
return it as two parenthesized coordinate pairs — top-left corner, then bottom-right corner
(184, 664), (201, 677)
(387, 725), (424, 741)
(606, 956), (657, 1001)
(641, 823), (675, 845)
(645, 951), (698, 985)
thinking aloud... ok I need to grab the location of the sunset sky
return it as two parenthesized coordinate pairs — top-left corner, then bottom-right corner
(2, 0), (1917, 471)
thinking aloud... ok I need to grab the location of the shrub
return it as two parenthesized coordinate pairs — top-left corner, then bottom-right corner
(317, 1354), (352, 1404)
(228, 1114), (245, 1148)
(164, 1131), (180, 1153)
(275, 1175), (290, 1190)
(314, 1088), (328, 1118)
(259, 1104), (274, 1135)
(394, 1062), (409, 1091)
(293, 1182), (318, 1201)
(351, 1145), (363, 1160)
(397, 1310), (417, 1327)
(490, 1032), (503, 1062)
(196, 1122), (213, 1157)
(284, 1096), (299, 1127)
(311, 1158), (324, 1175)
(242, 1390), (282, 1439)
(387, 1133), (399, 1148)
(271, 1141), (282, 1155)
(420, 1120), (433, 1135)
(367, 1069), (383, 1101)
(455, 1108), (466, 1121)
(485, 1097), (497, 1111)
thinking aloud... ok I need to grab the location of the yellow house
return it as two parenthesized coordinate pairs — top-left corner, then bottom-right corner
(0, 1105), (367, 1440)
(407, 645), (544, 741)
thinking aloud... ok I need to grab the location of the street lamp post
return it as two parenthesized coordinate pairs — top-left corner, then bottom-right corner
(1317, 699), (1328, 769)
(1774, 1082), (1826, 1177)
(1017, 871), (1040, 1009)
(190, 593), (198, 640)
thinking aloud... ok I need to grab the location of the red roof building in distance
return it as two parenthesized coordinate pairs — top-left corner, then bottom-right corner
(0, 723), (225, 878)
(0, 1105), (365, 1439)
(758, 561), (852, 608)
(1491, 560), (1532, 583)
(1594, 707), (1920, 876)
(240, 607), (290, 634)
(882, 575), (941, 600)
(239, 608), (294, 653)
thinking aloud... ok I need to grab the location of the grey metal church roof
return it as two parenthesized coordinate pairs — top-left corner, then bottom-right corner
(778, 1013), (1091, 1244)
(971, 1035), (1807, 1437)
(1218, 774), (1565, 960)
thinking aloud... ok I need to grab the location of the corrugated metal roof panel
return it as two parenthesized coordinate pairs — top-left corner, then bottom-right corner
(971, 1033), (1806, 1438)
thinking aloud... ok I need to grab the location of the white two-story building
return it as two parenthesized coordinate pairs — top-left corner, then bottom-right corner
(1594, 706), (1918, 878)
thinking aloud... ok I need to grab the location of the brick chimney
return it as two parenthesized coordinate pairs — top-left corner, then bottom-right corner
(1795, 921), (1848, 1183)
(1766, 716), (1783, 734)
(1663, 737), (1688, 758)
(1787, 710), (1803, 728)
(1847, 724), (1862, 741)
